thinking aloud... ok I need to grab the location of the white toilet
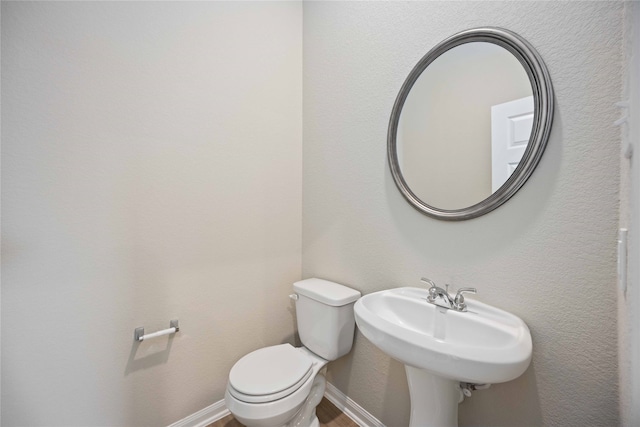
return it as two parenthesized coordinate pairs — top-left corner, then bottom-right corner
(224, 278), (361, 427)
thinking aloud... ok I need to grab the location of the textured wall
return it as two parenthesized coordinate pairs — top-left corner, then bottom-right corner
(303, 2), (623, 426)
(1, 2), (301, 425)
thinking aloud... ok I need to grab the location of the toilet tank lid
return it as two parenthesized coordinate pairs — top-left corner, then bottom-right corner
(293, 278), (361, 306)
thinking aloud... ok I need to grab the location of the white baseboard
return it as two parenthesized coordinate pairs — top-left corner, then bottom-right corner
(167, 399), (229, 427)
(323, 382), (385, 427)
(168, 382), (384, 427)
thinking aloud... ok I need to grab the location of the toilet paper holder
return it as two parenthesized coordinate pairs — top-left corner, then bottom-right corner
(134, 319), (179, 342)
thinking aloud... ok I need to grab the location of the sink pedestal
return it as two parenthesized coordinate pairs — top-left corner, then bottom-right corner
(405, 366), (460, 427)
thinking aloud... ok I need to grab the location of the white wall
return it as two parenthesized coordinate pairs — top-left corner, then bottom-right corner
(303, 2), (623, 426)
(1, 2), (302, 426)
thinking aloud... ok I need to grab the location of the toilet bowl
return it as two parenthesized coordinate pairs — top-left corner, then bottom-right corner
(224, 278), (360, 427)
(225, 345), (327, 427)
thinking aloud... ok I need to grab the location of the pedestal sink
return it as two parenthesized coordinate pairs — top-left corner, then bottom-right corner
(354, 287), (532, 427)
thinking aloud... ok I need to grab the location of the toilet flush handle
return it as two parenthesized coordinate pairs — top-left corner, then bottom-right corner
(289, 293), (299, 301)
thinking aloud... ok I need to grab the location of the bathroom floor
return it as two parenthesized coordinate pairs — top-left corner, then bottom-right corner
(207, 398), (358, 427)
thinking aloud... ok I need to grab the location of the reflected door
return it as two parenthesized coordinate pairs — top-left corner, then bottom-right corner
(491, 96), (534, 192)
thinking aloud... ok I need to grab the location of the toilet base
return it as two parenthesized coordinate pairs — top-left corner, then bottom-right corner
(287, 372), (326, 427)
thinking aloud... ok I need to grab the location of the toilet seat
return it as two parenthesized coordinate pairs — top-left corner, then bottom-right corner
(228, 344), (314, 404)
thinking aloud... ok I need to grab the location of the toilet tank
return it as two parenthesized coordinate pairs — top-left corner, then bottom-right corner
(293, 278), (361, 361)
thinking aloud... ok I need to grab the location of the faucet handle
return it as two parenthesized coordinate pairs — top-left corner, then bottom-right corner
(421, 277), (438, 302)
(420, 277), (437, 288)
(453, 287), (477, 311)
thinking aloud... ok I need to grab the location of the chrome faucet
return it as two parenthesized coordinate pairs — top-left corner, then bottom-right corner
(421, 278), (476, 312)
(421, 278), (454, 309)
(452, 287), (477, 312)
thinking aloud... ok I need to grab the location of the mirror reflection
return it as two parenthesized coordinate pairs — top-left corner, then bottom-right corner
(397, 42), (533, 210)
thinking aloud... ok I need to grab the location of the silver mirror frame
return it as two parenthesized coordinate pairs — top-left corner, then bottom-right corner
(388, 27), (554, 221)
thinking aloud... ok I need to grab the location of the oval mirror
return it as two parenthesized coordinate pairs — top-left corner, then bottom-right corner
(388, 28), (554, 220)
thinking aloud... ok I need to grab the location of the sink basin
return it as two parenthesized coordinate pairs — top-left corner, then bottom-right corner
(354, 287), (532, 426)
(354, 287), (531, 384)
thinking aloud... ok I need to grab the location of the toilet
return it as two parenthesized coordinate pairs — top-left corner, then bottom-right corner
(224, 278), (361, 427)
